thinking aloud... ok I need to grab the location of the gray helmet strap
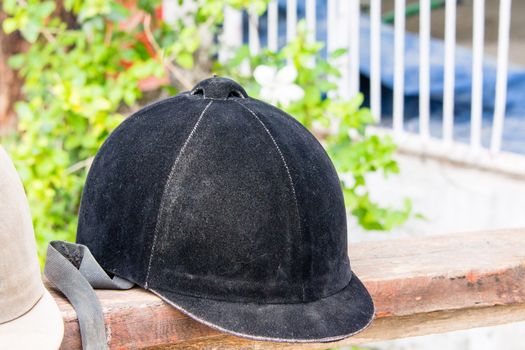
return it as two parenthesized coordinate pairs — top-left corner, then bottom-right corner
(44, 241), (134, 350)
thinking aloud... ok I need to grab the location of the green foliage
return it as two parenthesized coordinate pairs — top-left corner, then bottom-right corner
(1, 1), (411, 264)
(2, 0), (170, 261)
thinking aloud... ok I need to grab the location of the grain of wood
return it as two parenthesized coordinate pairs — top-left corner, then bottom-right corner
(49, 229), (525, 349)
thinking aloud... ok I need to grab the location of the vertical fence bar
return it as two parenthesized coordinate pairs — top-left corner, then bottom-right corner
(490, 0), (512, 153)
(370, 0), (381, 121)
(219, 7), (243, 63)
(306, 0), (316, 43)
(327, 0), (342, 98)
(287, 0), (297, 43)
(338, 0), (351, 99)
(162, 0), (177, 25)
(470, 0), (485, 150)
(327, 0), (337, 54)
(443, 0), (457, 143)
(349, 0), (360, 98)
(393, 0), (406, 133)
(419, 0), (431, 139)
(268, 0), (278, 51)
(248, 9), (260, 55)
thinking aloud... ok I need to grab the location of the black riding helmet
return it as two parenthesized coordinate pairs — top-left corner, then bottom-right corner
(75, 77), (374, 342)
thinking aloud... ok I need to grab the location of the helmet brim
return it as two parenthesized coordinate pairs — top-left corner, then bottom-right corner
(150, 271), (374, 343)
(0, 289), (64, 349)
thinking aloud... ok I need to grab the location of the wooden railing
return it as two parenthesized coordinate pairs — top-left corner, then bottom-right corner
(50, 229), (525, 349)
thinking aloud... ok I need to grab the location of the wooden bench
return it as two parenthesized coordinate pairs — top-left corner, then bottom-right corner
(49, 229), (525, 349)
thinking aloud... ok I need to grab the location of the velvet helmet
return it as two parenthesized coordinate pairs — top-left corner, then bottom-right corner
(76, 77), (374, 342)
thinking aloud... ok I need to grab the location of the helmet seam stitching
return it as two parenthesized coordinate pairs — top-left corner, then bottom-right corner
(144, 100), (214, 288)
(233, 100), (305, 300)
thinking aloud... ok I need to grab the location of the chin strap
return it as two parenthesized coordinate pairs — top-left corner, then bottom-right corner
(44, 241), (134, 350)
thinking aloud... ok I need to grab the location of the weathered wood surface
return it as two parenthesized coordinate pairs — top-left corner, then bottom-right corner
(49, 229), (525, 349)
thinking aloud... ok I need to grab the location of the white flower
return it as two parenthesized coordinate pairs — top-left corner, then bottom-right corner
(341, 173), (356, 189)
(253, 65), (305, 107)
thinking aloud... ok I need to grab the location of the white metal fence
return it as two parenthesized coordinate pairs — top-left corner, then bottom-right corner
(215, 0), (524, 172)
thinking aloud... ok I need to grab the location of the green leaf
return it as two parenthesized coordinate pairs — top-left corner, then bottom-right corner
(108, 2), (130, 22)
(138, 0), (161, 12)
(2, 18), (18, 34)
(20, 21), (40, 43)
(39, 2), (56, 18)
(8, 54), (25, 69)
(2, 0), (17, 13)
(176, 52), (194, 69)
(330, 48), (347, 58)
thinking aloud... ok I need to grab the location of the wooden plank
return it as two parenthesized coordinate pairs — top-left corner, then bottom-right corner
(50, 229), (525, 349)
